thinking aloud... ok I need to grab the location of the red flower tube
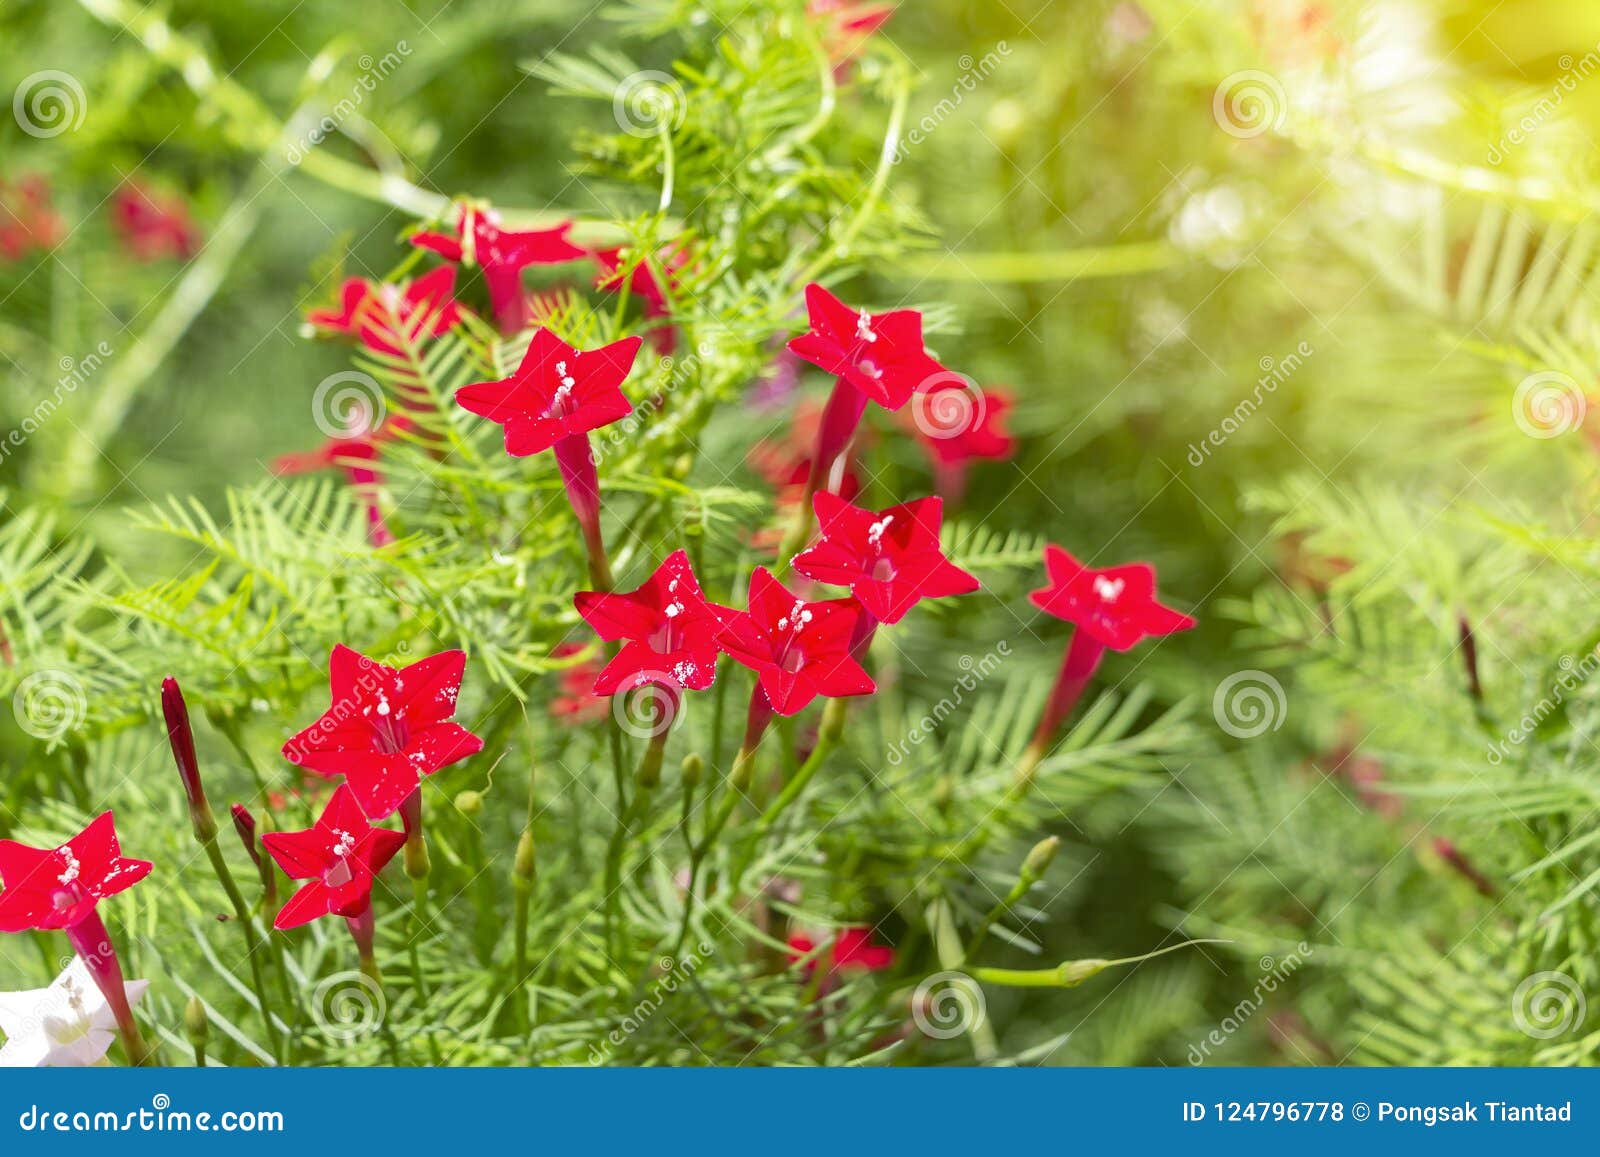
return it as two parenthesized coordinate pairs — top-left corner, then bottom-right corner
(0, 813), (154, 1063)
(1027, 545), (1195, 760)
(456, 328), (644, 589)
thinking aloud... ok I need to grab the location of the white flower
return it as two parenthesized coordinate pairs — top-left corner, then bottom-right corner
(0, 957), (149, 1067)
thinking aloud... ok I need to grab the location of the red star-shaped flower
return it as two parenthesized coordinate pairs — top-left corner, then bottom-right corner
(793, 493), (979, 624)
(786, 283), (948, 411)
(412, 206), (585, 329)
(111, 182), (200, 262)
(574, 550), (728, 694)
(455, 328), (643, 456)
(788, 926), (895, 978)
(1029, 545), (1195, 651)
(282, 645), (484, 820)
(0, 813), (152, 933)
(261, 785), (407, 930)
(307, 268), (463, 358)
(716, 568), (875, 716)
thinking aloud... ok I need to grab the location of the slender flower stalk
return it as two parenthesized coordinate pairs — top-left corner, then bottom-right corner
(162, 677), (283, 1058)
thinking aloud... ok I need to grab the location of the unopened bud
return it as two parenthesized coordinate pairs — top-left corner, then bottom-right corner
(680, 753), (704, 786)
(1056, 958), (1110, 987)
(513, 830), (537, 890)
(231, 804), (261, 867)
(455, 789), (484, 816)
(163, 677), (216, 842)
(184, 995), (209, 1056)
(1021, 836), (1061, 885)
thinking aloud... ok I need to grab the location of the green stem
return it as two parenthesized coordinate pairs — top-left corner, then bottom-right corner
(200, 835), (283, 1059)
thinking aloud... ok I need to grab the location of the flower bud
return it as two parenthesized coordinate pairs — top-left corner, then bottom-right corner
(163, 677), (216, 842)
(231, 804), (262, 867)
(680, 753), (704, 786)
(1021, 836), (1061, 886)
(513, 830), (537, 891)
(184, 995), (209, 1057)
(455, 789), (484, 816)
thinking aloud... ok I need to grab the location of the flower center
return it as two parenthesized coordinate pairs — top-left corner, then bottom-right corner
(367, 700), (410, 755)
(547, 360), (579, 419)
(855, 309), (878, 344)
(1093, 575), (1125, 603)
(772, 600), (814, 673)
(323, 828), (359, 888)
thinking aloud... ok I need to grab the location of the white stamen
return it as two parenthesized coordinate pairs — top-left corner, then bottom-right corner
(1094, 575), (1126, 603)
(856, 309), (878, 344)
